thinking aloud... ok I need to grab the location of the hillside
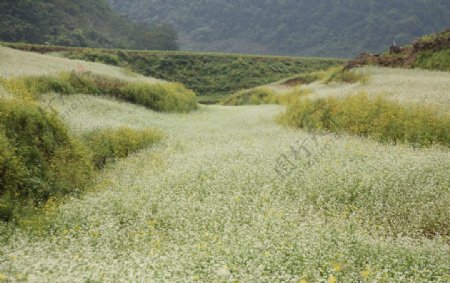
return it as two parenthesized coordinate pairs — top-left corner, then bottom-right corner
(347, 29), (450, 72)
(0, 0), (178, 50)
(2, 43), (343, 102)
(107, 0), (450, 57)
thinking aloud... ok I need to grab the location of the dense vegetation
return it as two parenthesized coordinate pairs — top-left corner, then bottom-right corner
(83, 127), (163, 170)
(2, 44), (342, 100)
(0, 0), (178, 50)
(1, 37), (450, 281)
(0, 99), (93, 221)
(4, 71), (198, 112)
(280, 93), (450, 147)
(107, 0), (450, 57)
(222, 67), (367, 106)
(347, 29), (450, 72)
(0, 82), (163, 222)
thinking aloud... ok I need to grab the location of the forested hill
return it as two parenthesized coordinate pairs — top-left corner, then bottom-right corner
(107, 0), (450, 58)
(0, 0), (178, 50)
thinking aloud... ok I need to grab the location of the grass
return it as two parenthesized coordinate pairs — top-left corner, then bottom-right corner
(323, 67), (369, 84)
(0, 78), (165, 222)
(83, 127), (163, 169)
(4, 72), (198, 112)
(222, 87), (310, 106)
(222, 87), (278, 106)
(2, 43), (344, 97)
(0, 98), (94, 222)
(413, 49), (450, 72)
(222, 67), (368, 106)
(0, 97), (448, 281)
(0, 44), (449, 281)
(278, 71), (326, 86)
(305, 66), (450, 114)
(345, 28), (450, 72)
(279, 93), (450, 147)
(0, 46), (160, 83)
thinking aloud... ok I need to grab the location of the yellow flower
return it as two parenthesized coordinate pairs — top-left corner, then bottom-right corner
(360, 266), (371, 280)
(327, 275), (337, 283)
(332, 262), (343, 272)
(0, 273), (8, 282)
(298, 279), (308, 283)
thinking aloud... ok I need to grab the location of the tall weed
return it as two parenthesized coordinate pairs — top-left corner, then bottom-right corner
(83, 127), (163, 169)
(4, 72), (198, 112)
(280, 93), (450, 147)
(0, 99), (94, 221)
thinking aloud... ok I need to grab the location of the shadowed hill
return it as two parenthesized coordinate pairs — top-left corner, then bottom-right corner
(0, 0), (178, 50)
(107, 0), (450, 57)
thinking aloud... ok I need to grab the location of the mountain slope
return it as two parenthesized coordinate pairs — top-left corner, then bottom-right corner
(0, 0), (178, 50)
(346, 29), (450, 72)
(107, 0), (450, 57)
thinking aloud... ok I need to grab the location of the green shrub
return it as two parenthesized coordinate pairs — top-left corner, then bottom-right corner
(83, 127), (163, 169)
(280, 93), (450, 147)
(61, 47), (343, 97)
(119, 82), (198, 112)
(413, 49), (450, 72)
(279, 71), (325, 86)
(4, 72), (198, 112)
(223, 87), (311, 106)
(324, 67), (369, 84)
(222, 88), (277, 106)
(0, 99), (94, 221)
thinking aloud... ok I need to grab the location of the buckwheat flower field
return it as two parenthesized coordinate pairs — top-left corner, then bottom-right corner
(1, 91), (449, 281)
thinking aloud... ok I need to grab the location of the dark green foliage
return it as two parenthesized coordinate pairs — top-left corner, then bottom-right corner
(280, 93), (450, 147)
(62, 48), (343, 96)
(8, 72), (198, 112)
(346, 29), (450, 72)
(0, 100), (94, 220)
(413, 50), (450, 72)
(83, 127), (163, 169)
(324, 67), (369, 84)
(279, 72), (324, 86)
(0, 0), (178, 50)
(222, 88), (277, 106)
(107, 0), (450, 57)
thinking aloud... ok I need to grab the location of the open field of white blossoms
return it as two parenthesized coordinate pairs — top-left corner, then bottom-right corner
(0, 47), (449, 282)
(1, 93), (449, 281)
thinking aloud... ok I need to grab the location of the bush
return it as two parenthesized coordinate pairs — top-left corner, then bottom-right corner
(83, 127), (164, 169)
(222, 87), (277, 106)
(119, 82), (198, 112)
(4, 72), (198, 112)
(324, 67), (369, 84)
(223, 87), (311, 106)
(280, 93), (450, 147)
(279, 71), (325, 86)
(0, 99), (94, 221)
(413, 49), (450, 72)
(59, 47), (343, 97)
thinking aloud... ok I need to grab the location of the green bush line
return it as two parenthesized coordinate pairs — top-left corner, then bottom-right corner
(280, 93), (450, 147)
(0, 94), (164, 222)
(83, 127), (163, 170)
(413, 49), (450, 72)
(0, 99), (94, 221)
(223, 67), (368, 106)
(2, 43), (344, 98)
(66, 50), (342, 97)
(324, 67), (369, 84)
(7, 72), (198, 112)
(222, 88), (278, 106)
